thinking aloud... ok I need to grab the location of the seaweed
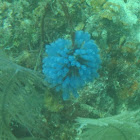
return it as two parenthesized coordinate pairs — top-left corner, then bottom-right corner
(76, 110), (140, 140)
(0, 50), (47, 140)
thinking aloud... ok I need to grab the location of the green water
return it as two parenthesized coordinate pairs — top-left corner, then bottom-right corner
(0, 0), (140, 140)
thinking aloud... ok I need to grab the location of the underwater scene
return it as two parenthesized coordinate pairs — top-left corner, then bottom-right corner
(0, 0), (140, 140)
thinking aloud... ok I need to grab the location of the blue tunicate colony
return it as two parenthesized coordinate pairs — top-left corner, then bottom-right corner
(42, 31), (101, 100)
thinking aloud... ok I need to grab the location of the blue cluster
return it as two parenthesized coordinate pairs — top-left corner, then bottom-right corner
(42, 30), (101, 100)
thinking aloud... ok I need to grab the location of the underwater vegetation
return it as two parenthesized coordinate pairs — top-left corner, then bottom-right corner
(76, 110), (140, 140)
(42, 30), (101, 100)
(0, 50), (47, 140)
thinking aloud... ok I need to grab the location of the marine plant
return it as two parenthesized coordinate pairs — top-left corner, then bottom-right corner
(0, 50), (47, 140)
(76, 110), (140, 140)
